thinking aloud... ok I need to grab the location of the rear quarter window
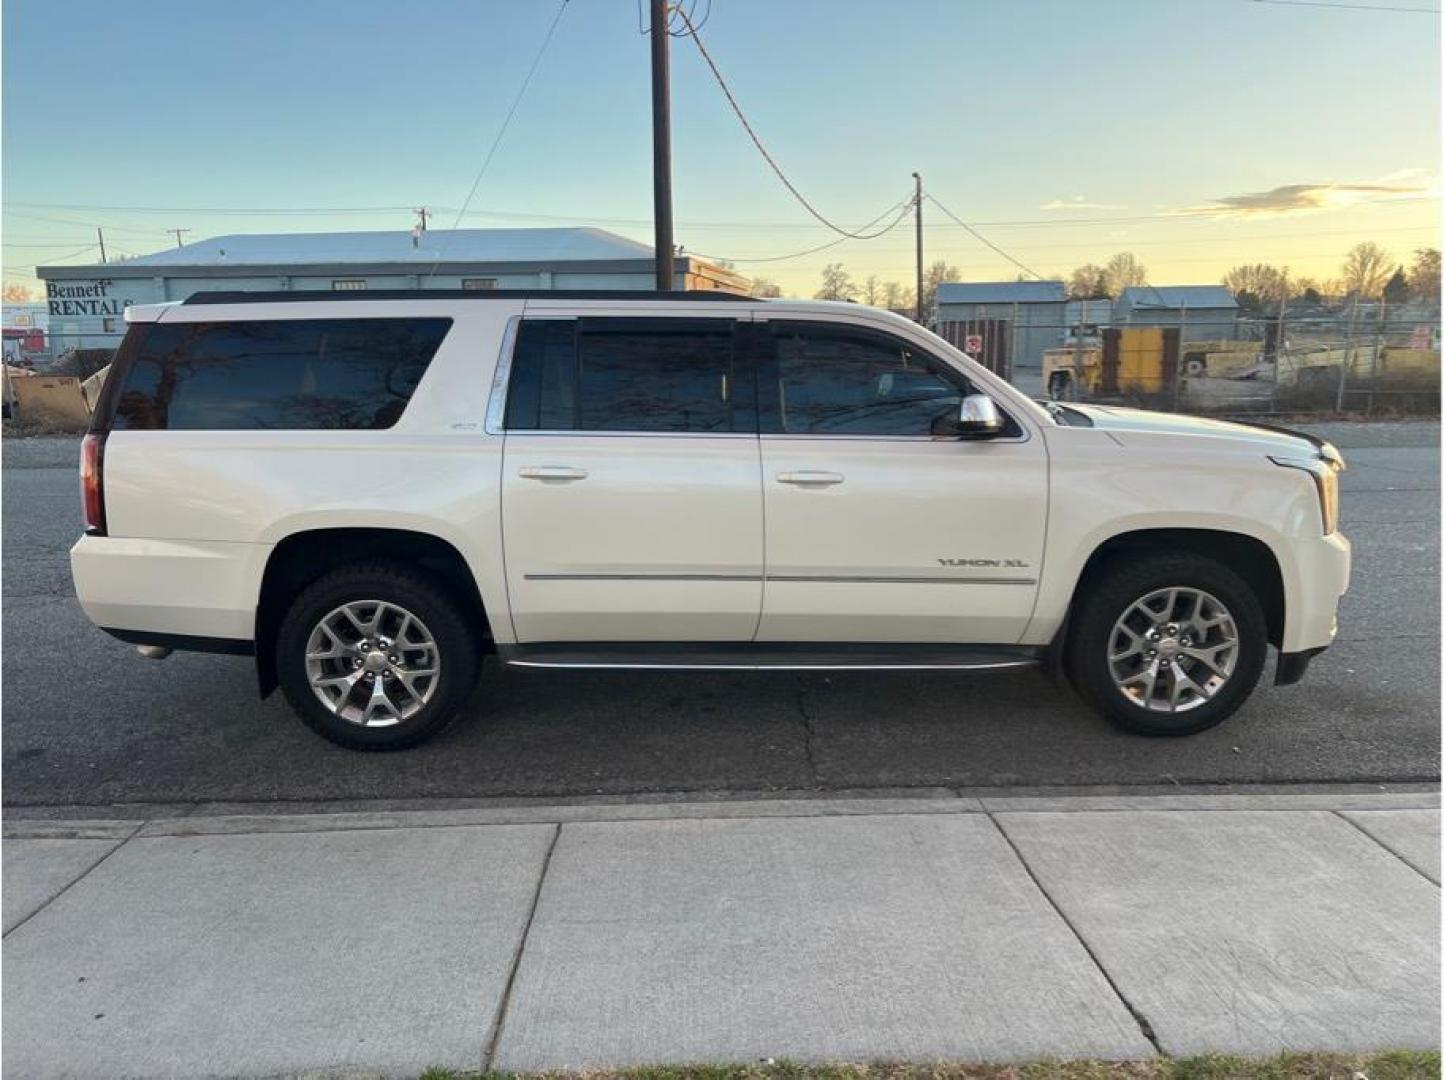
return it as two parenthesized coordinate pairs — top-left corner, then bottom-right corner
(108, 317), (451, 431)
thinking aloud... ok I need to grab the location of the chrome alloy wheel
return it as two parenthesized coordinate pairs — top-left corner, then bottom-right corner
(1108, 587), (1239, 713)
(305, 600), (440, 726)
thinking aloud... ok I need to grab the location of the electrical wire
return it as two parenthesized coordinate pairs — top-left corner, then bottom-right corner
(925, 193), (1045, 280)
(4, 201), (416, 216)
(6, 197), (1436, 233)
(422, 0), (569, 282)
(669, 0), (710, 36)
(1243, 0), (1438, 13)
(4, 243), (100, 270)
(671, 5), (904, 241)
(692, 197), (915, 264)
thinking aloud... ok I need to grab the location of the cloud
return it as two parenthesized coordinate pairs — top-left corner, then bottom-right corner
(1041, 195), (1126, 211)
(1168, 177), (1433, 218)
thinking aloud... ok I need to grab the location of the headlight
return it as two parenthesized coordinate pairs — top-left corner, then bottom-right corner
(1270, 451), (1343, 535)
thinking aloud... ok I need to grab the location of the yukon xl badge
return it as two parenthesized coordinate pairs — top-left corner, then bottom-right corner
(938, 558), (1030, 568)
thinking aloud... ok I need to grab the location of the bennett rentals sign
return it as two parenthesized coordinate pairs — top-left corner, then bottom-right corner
(46, 279), (135, 318)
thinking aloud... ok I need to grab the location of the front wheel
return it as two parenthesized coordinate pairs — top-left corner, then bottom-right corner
(276, 563), (480, 750)
(1065, 553), (1267, 736)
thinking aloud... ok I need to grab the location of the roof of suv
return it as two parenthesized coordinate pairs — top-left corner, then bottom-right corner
(182, 289), (756, 305)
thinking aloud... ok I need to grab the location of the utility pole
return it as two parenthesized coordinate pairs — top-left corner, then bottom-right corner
(96, 227), (107, 264)
(650, 0), (675, 292)
(167, 228), (190, 249)
(912, 172), (923, 323)
(415, 207), (430, 232)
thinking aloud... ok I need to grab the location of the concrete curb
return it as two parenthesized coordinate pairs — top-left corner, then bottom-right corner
(5, 788), (1437, 840)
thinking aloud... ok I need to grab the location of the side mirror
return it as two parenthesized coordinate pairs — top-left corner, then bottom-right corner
(955, 393), (1004, 439)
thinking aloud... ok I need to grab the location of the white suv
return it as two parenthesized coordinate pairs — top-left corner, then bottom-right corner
(72, 290), (1350, 749)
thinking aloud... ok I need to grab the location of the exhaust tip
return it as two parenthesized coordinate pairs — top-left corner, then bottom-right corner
(136, 644), (173, 660)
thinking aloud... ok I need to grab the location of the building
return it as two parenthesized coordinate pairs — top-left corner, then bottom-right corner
(934, 280), (1069, 391)
(1, 301), (49, 363)
(1064, 297), (1113, 345)
(36, 227), (748, 351)
(1113, 285), (1239, 343)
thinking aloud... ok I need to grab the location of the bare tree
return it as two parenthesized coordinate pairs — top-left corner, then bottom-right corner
(1103, 252), (1147, 297)
(1341, 242), (1393, 299)
(814, 263), (857, 302)
(1067, 264), (1109, 298)
(1409, 248), (1440, 305)
(922, 260), (961, 322)
(3, 284), (35, 303)
(860, 275), (884, 307)
(748, 276), (782, 299)
(880, 280), (916, 313)
(1223, 263), (1294, 310)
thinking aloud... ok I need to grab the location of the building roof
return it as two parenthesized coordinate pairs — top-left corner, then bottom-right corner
(91, 227), (658, 269)
(936, 280), (1067, 305)
(1119, 285), (1237, 310)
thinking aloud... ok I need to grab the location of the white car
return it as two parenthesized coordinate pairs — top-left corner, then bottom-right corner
(72, 290), (1350, 749)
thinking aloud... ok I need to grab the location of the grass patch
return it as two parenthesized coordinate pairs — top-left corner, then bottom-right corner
(417, 1051), (1440, 1080)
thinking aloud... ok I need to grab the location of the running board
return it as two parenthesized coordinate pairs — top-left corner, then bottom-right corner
(499, 642), (1041, 672)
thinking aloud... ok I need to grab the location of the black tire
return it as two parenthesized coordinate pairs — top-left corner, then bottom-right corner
(276, 562), (480, 750)
(1065, 552), (1267, 736)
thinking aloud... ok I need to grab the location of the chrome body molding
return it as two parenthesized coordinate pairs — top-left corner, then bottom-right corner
(523, 573), (1038, 586)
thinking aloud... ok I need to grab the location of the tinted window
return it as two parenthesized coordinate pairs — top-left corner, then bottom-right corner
(769, 324), (968, 436)
(505, 319), (579, 431)
(111, 318), (450, 431)
(505, 317), (750, 433)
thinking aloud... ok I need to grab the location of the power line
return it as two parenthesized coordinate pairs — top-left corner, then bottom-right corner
(691, 198), (915, 264)
(4, 244), (100, 270)
(424, 0), (569, 282)
(671, 5), (904, 241)
(1243, 0), (1439, 13)
(3, 201), (417, 215)
(684, 224), (1441, 262)
(925, 193), (1045, 280)
(5, 196), (1436, 233)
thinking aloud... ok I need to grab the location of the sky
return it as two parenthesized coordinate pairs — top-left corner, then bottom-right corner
(2, 0), (1440, 296)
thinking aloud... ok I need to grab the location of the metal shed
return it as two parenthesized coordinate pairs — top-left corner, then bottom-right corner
(934, 280), (1069, 392)
(1113, 285), (1239, 343)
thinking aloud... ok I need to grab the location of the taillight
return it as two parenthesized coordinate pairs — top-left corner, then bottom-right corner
(81, 432), (107, 536)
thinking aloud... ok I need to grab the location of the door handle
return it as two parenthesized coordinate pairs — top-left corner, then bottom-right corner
(518, 466), (588, 481)
(777, 470), (844, 486)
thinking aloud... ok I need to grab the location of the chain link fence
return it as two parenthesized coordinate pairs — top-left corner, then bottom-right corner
(941, 309), (1440, 417)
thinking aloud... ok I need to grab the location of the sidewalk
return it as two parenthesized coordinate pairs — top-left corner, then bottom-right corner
(2, 789), (1439, 1078)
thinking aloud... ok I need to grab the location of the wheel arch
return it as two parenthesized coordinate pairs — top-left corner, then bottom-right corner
(1065, 527), (1286, 650)
(254, 527), (492, 697)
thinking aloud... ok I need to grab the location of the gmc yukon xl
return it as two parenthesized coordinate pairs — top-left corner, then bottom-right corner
(72, 290), (1350, 749)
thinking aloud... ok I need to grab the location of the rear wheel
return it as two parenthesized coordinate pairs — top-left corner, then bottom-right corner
(276, 563), (480, 750)
(1065, 553), (1267, 736)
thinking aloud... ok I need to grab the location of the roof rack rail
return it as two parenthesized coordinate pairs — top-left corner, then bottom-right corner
(183, 289), (757, 305)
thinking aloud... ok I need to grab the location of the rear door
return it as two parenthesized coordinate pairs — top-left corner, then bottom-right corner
(500, 312), (764, 642)
(756, 317), (1048, 644)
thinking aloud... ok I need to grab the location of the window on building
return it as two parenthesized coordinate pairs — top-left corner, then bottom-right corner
(109, 317), (451, 431)
(331, 279), (367, 291)
(102, 318), (117, 333)
(505, 317), (749, 433)
(765, 322), (999, 437)
(461, 278), (498, 290)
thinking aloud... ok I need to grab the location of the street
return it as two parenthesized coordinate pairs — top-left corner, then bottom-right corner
(3, 422), (1438, 811)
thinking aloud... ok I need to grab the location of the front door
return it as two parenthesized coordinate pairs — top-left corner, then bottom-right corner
(756, 318), (1048, 644)
(501, 314), (763, 642)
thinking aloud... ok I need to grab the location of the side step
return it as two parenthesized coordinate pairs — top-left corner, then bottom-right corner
(500, 642), (1041, 672)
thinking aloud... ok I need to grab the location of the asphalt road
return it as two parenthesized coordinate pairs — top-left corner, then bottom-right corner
(4, 421), (1439, 810)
